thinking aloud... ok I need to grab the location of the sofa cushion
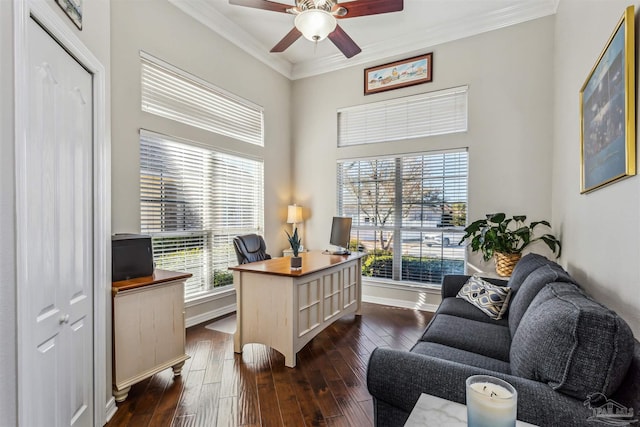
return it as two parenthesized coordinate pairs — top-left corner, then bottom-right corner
(412, 341), (511, 374)
(420, 314), (511, 362)
(457, 276), (512, 320)
(436, 298), (509, 327)
(508, 264), (575, 337)
(507, 253), (557, 293)
(510, 283), (635, 399)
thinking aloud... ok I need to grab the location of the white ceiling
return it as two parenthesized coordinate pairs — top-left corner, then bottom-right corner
(169, 0), (559, 80)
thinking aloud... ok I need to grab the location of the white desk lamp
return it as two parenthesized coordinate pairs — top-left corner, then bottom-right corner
(287, 204), (304, 251)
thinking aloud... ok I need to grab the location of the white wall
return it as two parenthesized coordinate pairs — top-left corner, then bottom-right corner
(110, 0), (292, 322)
(553, 0), (640, 337)
(1, 0), (111, 424)
(291, 17), (555, 306)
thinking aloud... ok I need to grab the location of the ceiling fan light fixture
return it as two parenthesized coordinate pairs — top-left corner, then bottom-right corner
(294, 9), (337, 42)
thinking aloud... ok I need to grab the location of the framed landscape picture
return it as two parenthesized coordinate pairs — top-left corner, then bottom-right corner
(579, 5), (635, 193)
(364, 53), (433, 95)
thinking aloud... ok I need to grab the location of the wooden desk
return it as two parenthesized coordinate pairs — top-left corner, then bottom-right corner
(229, 251), (365, 367)
(112, 269), (191, 402)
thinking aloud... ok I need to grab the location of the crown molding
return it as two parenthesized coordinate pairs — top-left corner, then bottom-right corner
(171, 0), (559, 81)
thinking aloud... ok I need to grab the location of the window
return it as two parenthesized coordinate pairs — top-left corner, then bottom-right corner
(337, 150), (468, 286)
(337, 86), (468, 147)
(140, 130), (264, 299)
(141, 52), (264, 146)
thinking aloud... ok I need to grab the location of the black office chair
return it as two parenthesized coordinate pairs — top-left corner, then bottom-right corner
(233, 234), (272, 265)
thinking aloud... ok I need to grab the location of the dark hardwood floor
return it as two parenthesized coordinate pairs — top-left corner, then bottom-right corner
(105, 302), (434, 427)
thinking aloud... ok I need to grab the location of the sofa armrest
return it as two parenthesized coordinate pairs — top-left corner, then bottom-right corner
(367, 348), (592, 426)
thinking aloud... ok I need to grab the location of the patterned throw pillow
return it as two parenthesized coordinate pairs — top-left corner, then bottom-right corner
(456, 276), (512, 320)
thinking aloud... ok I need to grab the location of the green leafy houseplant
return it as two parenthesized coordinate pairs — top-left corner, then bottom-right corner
(285, 227), (301, 258)
(459, 213), (561, 273)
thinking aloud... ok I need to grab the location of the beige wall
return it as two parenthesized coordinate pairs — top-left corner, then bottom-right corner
(552, 0), (640, 337)
(291, 17), (556, 305)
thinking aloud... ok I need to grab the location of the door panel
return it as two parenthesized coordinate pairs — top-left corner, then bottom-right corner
(22, 17), (94, 427)
(34, 334), (61, 427)
(69, 316), (90, 425)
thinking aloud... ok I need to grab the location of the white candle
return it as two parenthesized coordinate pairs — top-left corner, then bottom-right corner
(466, 375), (517, 427)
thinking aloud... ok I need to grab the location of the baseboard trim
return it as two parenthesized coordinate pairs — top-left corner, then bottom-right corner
(104, 396), (117, 423)
(186, 303), (237, 328)
(362, 295), (438, 312)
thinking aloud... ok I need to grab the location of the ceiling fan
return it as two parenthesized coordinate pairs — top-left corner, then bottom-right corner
(229, 0), (404, 58)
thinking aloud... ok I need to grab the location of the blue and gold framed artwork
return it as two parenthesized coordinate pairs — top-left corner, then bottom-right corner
(580, 5), (635, 193)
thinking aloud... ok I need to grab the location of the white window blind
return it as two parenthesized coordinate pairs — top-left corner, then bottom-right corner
(337, 86), (468, 147)
(140, 52), (264, 147)
(140, 130), (264, 299)
(337, 150), (468, 285)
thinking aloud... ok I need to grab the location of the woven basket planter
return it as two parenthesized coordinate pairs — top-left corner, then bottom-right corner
(495, 252), (521, 277)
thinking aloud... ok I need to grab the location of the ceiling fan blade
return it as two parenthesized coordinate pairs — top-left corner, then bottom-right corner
(229, 0), (293, 14)
(336, 0), (403, 18)
(328, 25), (361, 58)
(270, 27), (302, 52)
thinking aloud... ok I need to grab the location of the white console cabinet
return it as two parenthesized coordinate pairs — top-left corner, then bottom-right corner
(111, 269), (191, 402)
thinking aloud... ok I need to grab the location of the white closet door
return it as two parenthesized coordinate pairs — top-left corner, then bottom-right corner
(19, 17), (94, 427)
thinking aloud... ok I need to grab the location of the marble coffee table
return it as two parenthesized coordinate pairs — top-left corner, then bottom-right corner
(404, 393), (537, 427)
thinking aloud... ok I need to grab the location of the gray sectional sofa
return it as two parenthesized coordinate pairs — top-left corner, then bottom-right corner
(367, 254), (640, 426)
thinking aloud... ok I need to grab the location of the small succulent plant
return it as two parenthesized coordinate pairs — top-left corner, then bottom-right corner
(285, 227), (301, 257)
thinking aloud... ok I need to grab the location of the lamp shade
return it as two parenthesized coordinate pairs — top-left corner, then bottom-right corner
(294, 9), (337, 42)
(287, 205), (303, 224)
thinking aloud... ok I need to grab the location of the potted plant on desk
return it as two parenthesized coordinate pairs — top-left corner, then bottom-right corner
(286, 227), (302, 270)
(459, 213), (562, 276)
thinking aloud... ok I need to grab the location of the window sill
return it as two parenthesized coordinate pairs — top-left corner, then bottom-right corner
(362, 277), (441, 294)
(185, 285), (235, 308)
(361, 277), (441, 312)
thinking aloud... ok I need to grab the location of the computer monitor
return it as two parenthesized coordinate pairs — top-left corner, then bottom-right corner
(329, 216), (352, 255)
